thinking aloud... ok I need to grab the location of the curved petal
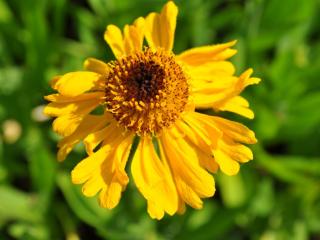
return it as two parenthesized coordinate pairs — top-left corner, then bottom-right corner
(212, 117), (257, 144)
(44, 95), (103, 117)
(71, 143), (112, 185)
(214, 133), (253, 176)
(52, 72), (102, 97)
(131, 137), (178, 219)
(210, 116), (256, 175)
(99, 134), (134, 209)
(173, 121), (219, 174)
(195, 147), (219, 173)
(104, 25), (125, 59)
(218, 96), (254, 119)
(44, 92), (104, 103)
(236, 69), (261, 91)
(188, 61), (236, 84)
(145, 1), (178, 51)
(52, 115), (83, 137)
(84, 58), (110, 75)
(49, 99), (101, 137)
(174, 119), (211, 154)
(57, 114), (110, 161)
(160, 131), (215, 209)
(182, 112), (222, 148)
(104, 17), (144, 59)
(190, 79), (238, 109)
(84, 121), (118, 155)
(211, 69), (261, 116)
(214, 148), (240, 176)
(71, 130), (133, 209)
(177, 41), (237, 66)
(123, 17), (145, 54)
(219, 138), (253, 164)
(191, 69), (260, 111)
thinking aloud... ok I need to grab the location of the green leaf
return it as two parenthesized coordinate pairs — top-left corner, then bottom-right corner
(0, 67), (23, 95)
(23, 126), (57, 213)
(249, 178), (274, 217)
(0, 0), (12, 23)
(0, 186), (41, 222)
(284, 92), (320, 137)
(218, 172), (247, 208)
(255, 147), (317, 185)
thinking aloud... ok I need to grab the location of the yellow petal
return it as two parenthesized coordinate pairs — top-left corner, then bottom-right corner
(214, 148), (240, 176)
(82, 173), (104, 197)
(191, 76), (237, 93)
(188, 61), (236, 84)
(213, 138), (253, 175)
(175, 119), (211, 151)
(175, 118), (219, 174)
(123, 17), (145, 54)
(157, 134), (201, 211)
(111, 135), (133, 186)
(71, 144), (110, 184)
(147, 201), (165, 220)
(145, 1), (178, 51)
(104, 18), (144, 59)
(53, 71), (102, 97)
(177, 41), (237, 66)
(174, 178), (203, 209)
(99, 134), (134, 209)
(57, 114), (110, 161)
(211, 69), (260, 115)
(192, 89), (236, 109)
(183, 112), (222, 147)
(193, 69), (260, 112)
(212, 117), (257, 144)
(238, 69), (261, 90)
(218, 96), (254, 119)
(49, 99), (101, 137)
(71, 128), (127, 184)
(44, 97), (101, 117)
(177, 198), (186, 214)
(131, 137), (178, 218)
(44, 92), (104, 103)
(220, 139), (253, 163)
(84, 122), (118, 155)
(99, 181), (123, 209)
(160, 132), (215, 200)
(71, 131), (133, 209)
(214, 48), (238, 60)
(52, 114), (83, 137)
(83, 58), (110, 75)
(104, 25), (125, 59)
(195, 145), (219, 174)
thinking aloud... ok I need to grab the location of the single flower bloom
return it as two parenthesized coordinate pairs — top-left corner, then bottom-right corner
(44, 1), (260, 219)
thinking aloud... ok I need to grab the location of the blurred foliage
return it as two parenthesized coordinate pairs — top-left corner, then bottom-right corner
(0, 0), (320, 239)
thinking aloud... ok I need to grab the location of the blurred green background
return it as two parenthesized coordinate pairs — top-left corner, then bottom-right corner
(1, 0), (320, 239)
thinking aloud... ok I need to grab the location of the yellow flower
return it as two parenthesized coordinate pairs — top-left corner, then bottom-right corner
(44, 1), (260, 219)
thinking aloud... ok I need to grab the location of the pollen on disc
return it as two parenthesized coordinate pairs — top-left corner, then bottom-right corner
(104, 48), (189, 134)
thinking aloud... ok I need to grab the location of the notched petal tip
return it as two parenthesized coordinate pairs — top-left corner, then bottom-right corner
(144, 0), (178, 51)
(215, 149), (240, 176)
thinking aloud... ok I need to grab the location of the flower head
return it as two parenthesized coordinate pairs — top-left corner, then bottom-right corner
(45, 1), (260, 219)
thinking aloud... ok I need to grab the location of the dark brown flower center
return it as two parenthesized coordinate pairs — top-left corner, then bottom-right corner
(104, 48), (189, 134)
